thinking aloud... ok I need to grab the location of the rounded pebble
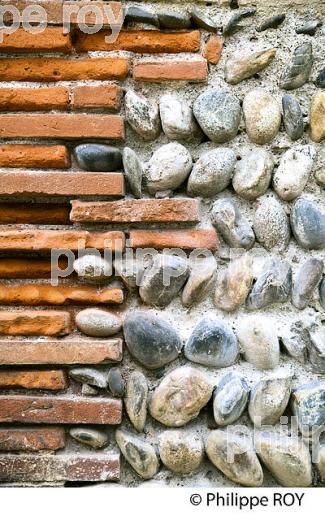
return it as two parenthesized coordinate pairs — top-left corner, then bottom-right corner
(73, 254), (112, 282)
(122, 147), (143, 199)
(290, 197), (325, 250)
(213, 373), (249, 426)
(211, 198), (255, 250)
(74, 144), (122, 172)
(273, 145), (316, 201)
(145, 142), (192, 194)
(232, 148), (274, 200)
(76, 309), (122, 337)
(125, 90), (160, 141)
(158, 431), (204, 474)
(187, 148), (236, 197)
(253, 196), (290, 251)
(159, 93), (201, 141)
(116, 430), (159, 480)
(243, 89), (281, 144)
(125, 371), (148, 433)
(236, 316), (280, 369)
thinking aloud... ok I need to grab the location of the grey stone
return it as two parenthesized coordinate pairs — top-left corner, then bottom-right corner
(225, 48), (276, 85)
(236, 316), (280, 369)
(75, 309), (122, 338)
(124, 6), (159, 27)
(187, 148), (236, 197)
(158, 431), (204, 474)
(125, 91), (160, 141)
(193, 90), (241, 143)
(182, 257), (216, 307)
(292, 258), (323, 310)
(73, 255), (112, 282)
(123, 311), (181, 369)
(246, 258), (292, 310)
(248, 372), (292, 426)
(114, 256), (144, 290)
(280, 42), (313, 90)
(243, 89), (281, 145)
(320, 276), (325, 308)
(296, 20), (322, 36)
(116, 430), (159, 480)
(232, 148), (274, 200)
(273, 145), (316, 201)
(69, 368), (108, 389)
(211, 198), (255, 250)
(145, 142), (192, 194)
(291, 381), (325, 436)
(213, 374), (249, 426)
(254, 196), (290, 251)
(158, 12), (192, 29)
(279, 320), (310, 361)
(81, 384), (99, 396)
(308, 328), (325, 374)
(315, 68), (325, 88)
(215, 254), (253, 312)
(191, 7), (218, 32)
(184, 318), (239, 368)
(122, 147), (143, 199)
(125, 371), (148, 432)
(159, 94), (201, 141)
(149, 367), (213, 427)
(107, 367), (125, 397)
(69, 428), (109, 449)
(290, 198), (325, 250)
(256, 14), (286, 32)
(282, 95), (304, 141)
(223, 8), (256, 36)
(74, 144), (122, 172)
(139, 254), (189, 308)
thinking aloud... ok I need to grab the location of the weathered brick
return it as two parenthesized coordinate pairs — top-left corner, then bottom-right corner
(203, 35), (224, 64)
(129, 229), (219, 250)
(72, 84), (122, 110)
(0, 454), (120, 482)
(0, 58), (129, 82)
(0, 27), (71, 53)
(0, 229), (125, 252)
(0, 428), (65, 452)
(133, 59), (208, 82)
(0, 204), (70, 225)
(0, 87), (69, 111)
(0, 145), (70, 169)
(76, 30), (200, 53)
(0, 370), (67, 390)
(0, 114), (124, 140)
(70, 199), (200, 223)
(0, 338), (123, 365)
(0, 258), (69, 279)
(0, 396), (122, 424)
(0, 284), (124, 305)
(0, 310), (71, 336)
(0, 172), (124, 197)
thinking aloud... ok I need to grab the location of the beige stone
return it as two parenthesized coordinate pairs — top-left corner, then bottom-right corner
(243, 89), (281, 145)
(215, 255), (253, 312)
(236, 316), (280, 369)
(158, 431), (204, 474)
(310, 91), (325, 143)
(225, 48), (276, 85)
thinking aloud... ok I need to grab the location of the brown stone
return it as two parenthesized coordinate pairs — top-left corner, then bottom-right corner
(0, 370), (67, 390)
(0, 204), (70, 225)
(133, 60), (208, 82)
(0, 27), (72, 53)
(310, 91), (325, 143)
(0, 258), (69, 278)
(129, 229), (218, 250)
(0, 145), (70, 168)
(0, 87), (69, 111)
(0, 310), (71, 336)
(0, 428), (65, 452)
(72, 85), (122, 110)
(215, 255), (253, 312)
(203, 35), (224, 65)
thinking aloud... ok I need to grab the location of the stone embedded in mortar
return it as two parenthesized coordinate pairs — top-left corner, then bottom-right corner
(253, 196), (290, 251)
(204, 35), (224, 65)
(145, 142), (192, 194)
(290, 198), (325, 250)
(74, 144), (122, 172)
(114, 256), (144, 290)
(279, 320), (309, 361)
(182, 257), (217, 307)
(125, 371), (148, 432)
(282, 95), (304, 141)
(191, 7), (218, 32)
(213, 373), (249, 426)
(243, 89), (281, 145)
(122, 147), (143, 199)
(248, 372), (292, 426)
(292, 258), (323, 310)
(308, 328), (325, 374)
(158, 431), (204, 474)
(193, 89), (241, 143)
(184, 317), (239, 368)
(232, 148), (274, 200)
(225, 48), (276, 85)
(246, 258), (292, 310)
(75, 308), (122, 337)
(69, 428), (109, 449)
(107, 367), (125, 398)
(291, 381), (325, 436)
(158, 12), (192, 29)
(236, 316), (280, 369)
(124, 6), (159, 27)
(211, 198), (255, 250)
(73, 255), (112, 282)
(310, 91), (325, 143)
(273, 145), (316, 202)
(223, 8), (256, 37)
(149, 366), (213, 427)
(280, 42), (313, 90)
(320, 276), (325, 309)
(315, 68), (325, 88)
(296, 20), (322, 36)
(317, 446), (325, 482)
(159, 94), (202, 141)
(82, 383), (99, 396)
(215, 254), (253, 312)
(123, 311), (181, 370)
(69, 367), (108, 389)
(187, 148), (236, 197)
(116, 430), (159, 480)
(125, 90), (160, 141)
(256, 14), (286, 32)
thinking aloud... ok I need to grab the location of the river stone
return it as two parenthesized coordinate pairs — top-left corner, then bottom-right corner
(279, 320), (309, 361)
(280, 42), (313, 90)
(158, 12), (192, 29)
(315, 68), (325, 88)
(236, 316), (280, 369)
(292, 258), (323, 310)
(232, 148), (274, 200)
(107, 368), (125, 397)
(184, 318), (238, 368)
(125, 6), (159, 26)
(122, 147), (143, 199)
(182, 257), (216, 307)
(243, 89), (281, 145)
(253, 196), (290, 251)
(320, 276), (325, 309)
(296, 20), (322, 36)
(215, 255), (253, 312)
(291, 381), (325, 436)
(310, 91), (325, 143)
(149, 367), (213, 427)
(273, 145), (316, 202)
(213, 374), (249, 426)
(145, 142), (192, 194)
(256, 14), (286, 32)
(256, 432), (312, 487)
(73, 255), (112, 282)
(76, 309), (122, 337)
(246, 258), (292, 310)
(290, 198), (325, 249)
(308, 328), (325, 374)
(139, 254), (189, 308)
(125, 371), (148, 432)
(74, 144), (122, 172)
(282, 95), (304, 141)
(116, 430), (159, 480)
(225, 48), (276, 85)
(193, 90), (241, 143)
(248, 372), (292, 426)
(114, 256), (145, 290)
(69, 368), (108, 389)
(187, 148), (236, 197)
(317, 446), (325, 482)
(125, 91), (160, 141)
(69, 428), (109, 449)
(123, 311), (181, 369)
(206, 430), (263, 487)
(223, 8), (256, 37)
(158, 431), (204, 474)
(211, 199), (255, 250)
(191, 7), (218, 32)
(81, 383), (98, 396)
(159, 94), (201, 141)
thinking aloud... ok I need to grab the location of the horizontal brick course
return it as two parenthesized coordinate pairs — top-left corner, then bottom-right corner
(72, 84), (122, 110)
(133, 59), (208, 82)
(0, 370), (67, 390)
(0, 428), (65, 452)
(0, 145), (70, 169)
(0, 310), (71, 336)
(0, 87), (69, 111)
(0, 258), (69, 279)
(129, 229), (219, 250)
(0, 28), (72, 53)
(0, 204), (70, 225)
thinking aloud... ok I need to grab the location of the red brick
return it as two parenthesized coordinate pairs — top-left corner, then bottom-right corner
(0, 87), (69, 111)
(133, 59), (208, 82)
(72, 84), (122, 111)
(0, 310), (71, 336)
(0, 114), (124, 140)
(0, 428), (65, 452)
(0, 27), (71, 53)
(0, 284), (124, 305)
(0, 338), (123, 365)
(0, 454), (120, 482)
(70, 199), (200, 223)
(0, 172), (124, 197)
(0, 370), (67, 390)
(0, 58), (129, 82)
(0, 145), (70, 169)
(0, 204), (70, 225)
(129, 229), (219, 250)
(0, 396), (122, 424)
(0, 258), (70, 278)
(203, 35), (224, 65)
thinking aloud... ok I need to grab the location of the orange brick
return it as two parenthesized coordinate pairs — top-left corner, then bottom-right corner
(129, 229), (219, 250)
(133, 59), (208, 82)
(0, 87), (69, 111)
(0, 145), (70, 169)
(0, 428), (65, 452)
(0, 114), (124, 140)
(0, 204), (70, 225)
(0, 27), (71, 53)
(72, 85), (122, 111)
(0, 370), (67, 390)
(203, 35), (224, 65)
(0, 310), (71, 336)
(0, 258), (69, 279)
